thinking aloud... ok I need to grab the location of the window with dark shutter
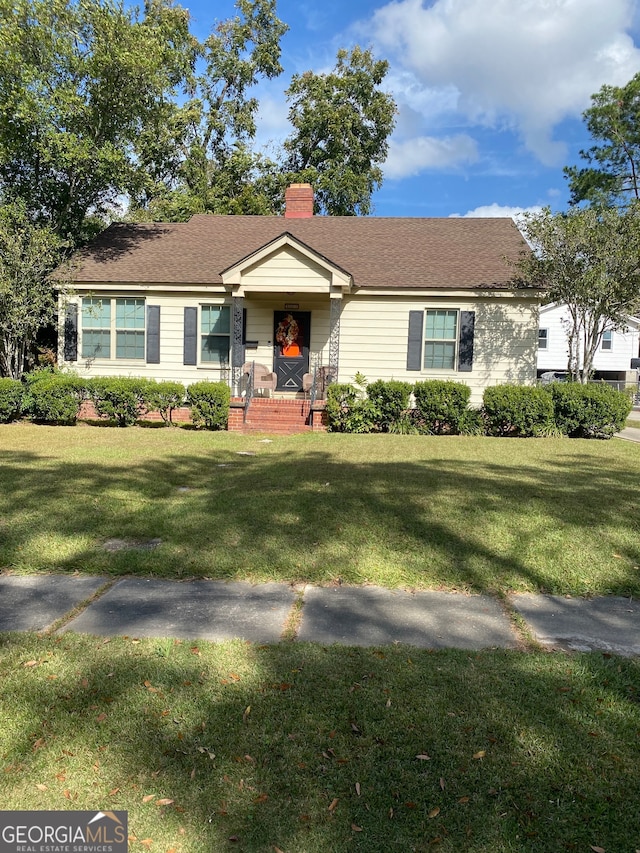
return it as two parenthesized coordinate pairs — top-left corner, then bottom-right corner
(457, 311), (475, 372)
(183, 307), (198, 365)
(407, 311), (424, 371)
(64, 303), (78, 361)
(146, 305), (160, 364)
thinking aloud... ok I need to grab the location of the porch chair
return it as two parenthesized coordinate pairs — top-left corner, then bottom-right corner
(242, 362), (277, 397)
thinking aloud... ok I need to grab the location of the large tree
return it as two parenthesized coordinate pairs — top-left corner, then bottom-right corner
(564, 73), (640, 207)
(282, 47), (397, 216)
(0, 203), (65, 378)
(516, 205), (640, 382)
(0, 0), (199, 245)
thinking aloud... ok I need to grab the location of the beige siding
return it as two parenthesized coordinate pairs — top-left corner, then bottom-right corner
(59, 290), (332, 390)
(60, 286), (538, 405)
(337, 294), (538, 405)
(241, 246), (331, 291)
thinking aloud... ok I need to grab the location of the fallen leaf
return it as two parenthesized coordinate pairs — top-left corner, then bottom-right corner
(355, 782), (361, 797)
(458, 797), (470, 804)
(243, 706), (251, 723)
(36, 784), (48, 791)
(351, 824), (363, 832)
(156, 798), (174, 806)
(23, 660), (38, 668)
(274, 848), (285, 853)
(328, 798), (339, 812)
(439, 777), (445, 790)
(473, 751), (486, 760)
(416, 754), (431, 761)
(142, 795), (155, 803)
(386, 698), (392, 708)
(428, 807), (441, 819)
(140, 840), (153, 848)
(96, 713), (107, 723)
(32, 738), (45, 752)
(254, 794), (268, 804)
(109, 788), (120, 796)
(404, 802), (416, 809)
(590, 847), (605, 853)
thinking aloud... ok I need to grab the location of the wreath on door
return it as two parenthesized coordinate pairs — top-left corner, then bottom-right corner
(276, 314), (300, 348)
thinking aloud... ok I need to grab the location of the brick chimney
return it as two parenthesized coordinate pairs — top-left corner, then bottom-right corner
(285, 183), (314, 218)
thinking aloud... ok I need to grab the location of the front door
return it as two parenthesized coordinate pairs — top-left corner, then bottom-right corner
(273, 310), (310, 391)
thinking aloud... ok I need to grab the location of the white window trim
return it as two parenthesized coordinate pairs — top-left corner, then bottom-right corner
(538, 328), (548, 350)
(423, 308), (459, 371)
(198, 303), (232, 368)
(601, 330), (613, 351)
(81, 296), (146, 362)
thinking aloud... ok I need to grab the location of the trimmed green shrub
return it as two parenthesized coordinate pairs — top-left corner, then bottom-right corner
(24, 372), (86, 424)
(325, 383), (378, 433)
(89, 377), (151, 427)
(187, 381), (230, 430)
(366, 379), (414, 432)
(0, 378), (23, 422)
(548, 381), (632, 438)
(412, 380), (471, 435)
(145, 380), (186, 425)
(459, 407), (486, 436)
(483, 384), (554, 437)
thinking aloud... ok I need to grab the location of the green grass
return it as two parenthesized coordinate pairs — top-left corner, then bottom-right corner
(1, 634), (638, 853)
(1, 424), (640, 595)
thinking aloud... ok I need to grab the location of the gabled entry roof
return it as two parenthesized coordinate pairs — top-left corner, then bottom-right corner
(69, 214), (531, 290)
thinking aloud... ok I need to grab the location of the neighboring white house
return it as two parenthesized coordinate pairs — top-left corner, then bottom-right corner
(537, 302), (640, 383)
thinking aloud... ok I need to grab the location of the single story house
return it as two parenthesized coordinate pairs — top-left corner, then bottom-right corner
(59, 184), (540, 429)
(537, 302), (640, 385)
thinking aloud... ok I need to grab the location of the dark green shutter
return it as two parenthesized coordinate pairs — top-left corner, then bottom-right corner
(64, 303), (78, 361)
(458, 311), (475, 372)
(146, 305), (160, 364)
(183, 307), (197, 365)
(407, 311), (423, 371)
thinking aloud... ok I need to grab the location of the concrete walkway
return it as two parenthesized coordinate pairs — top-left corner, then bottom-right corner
(615, 426), (640, 443)
(1, 575), (639, 656)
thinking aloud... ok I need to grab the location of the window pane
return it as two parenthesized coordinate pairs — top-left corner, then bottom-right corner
(425, 310), (457, 340)
(602, 331), (612, 350)
(116, 330), (145, 359)
(116, 298), (145, 329)
(201, 335), (230, 364)
(82, 298), (110, 329)
(424, 341), (456, 369)
(82, 330), (111, 359)
(201, 305), (230, 334)
(538, 329), (548, 349)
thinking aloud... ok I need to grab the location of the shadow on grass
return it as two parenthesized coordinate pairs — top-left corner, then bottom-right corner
(0, 436), (639, 594)
(1, 634), (639, 853)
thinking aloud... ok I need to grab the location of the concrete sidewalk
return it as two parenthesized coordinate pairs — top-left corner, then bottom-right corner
(0, 574), (638, 656)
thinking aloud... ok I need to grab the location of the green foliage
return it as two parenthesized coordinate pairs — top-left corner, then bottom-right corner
(324, 382), (378, 433)
(458, 407), (486, 436)
(89, 377), (150, 427)
(24, 371), (86, 424)
(564, 72), (640, 207)
(0, 202), (65, 378)
(548, 382), (632, 439)
(412, 380), (472, 435)
(187, 381), (230, 430)
(517, 206), (640, 382)
(483, 385), (555, 437)
(145, 380), (186, 425)
(283, 46), (396, 216)
(366, 379), (414, 432)
(0, 378), (23, 422)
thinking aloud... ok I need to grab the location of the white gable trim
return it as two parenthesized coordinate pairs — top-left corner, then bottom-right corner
(220, 232), (352, 296)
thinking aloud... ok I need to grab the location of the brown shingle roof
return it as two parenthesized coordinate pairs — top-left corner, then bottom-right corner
(69, 214), (530, 290)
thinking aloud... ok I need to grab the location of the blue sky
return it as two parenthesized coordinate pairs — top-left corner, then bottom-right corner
(184, 0), (640, 218)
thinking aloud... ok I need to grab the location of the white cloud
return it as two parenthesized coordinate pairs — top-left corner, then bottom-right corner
(451, 203), (544, 220)
(384, 133), (479, 178)
(368, 0), (640, 166)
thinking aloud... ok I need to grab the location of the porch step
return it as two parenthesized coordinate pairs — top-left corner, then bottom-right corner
(229, 397), (326, 434)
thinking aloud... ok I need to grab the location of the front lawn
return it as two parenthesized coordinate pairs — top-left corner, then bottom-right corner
(1, 425), (639, 595)
(1, 633), (638, 853)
